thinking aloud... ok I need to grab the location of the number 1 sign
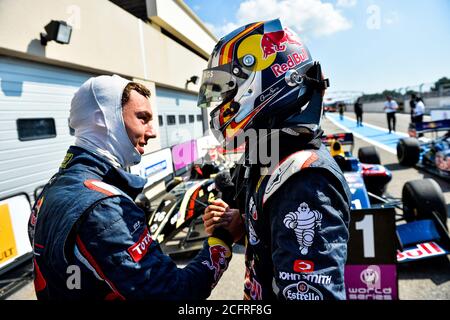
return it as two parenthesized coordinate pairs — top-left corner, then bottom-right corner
(345, 207), (398, 300)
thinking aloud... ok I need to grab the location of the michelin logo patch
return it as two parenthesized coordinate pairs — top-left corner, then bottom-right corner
(283, 202), (322, 255)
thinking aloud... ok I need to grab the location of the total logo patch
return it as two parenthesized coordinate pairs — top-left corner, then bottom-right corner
(283, 281), (324, 301)
(127, 228), (153, 262)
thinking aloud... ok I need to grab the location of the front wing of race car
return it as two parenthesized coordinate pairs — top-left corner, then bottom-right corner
(396, 218), (450, 263)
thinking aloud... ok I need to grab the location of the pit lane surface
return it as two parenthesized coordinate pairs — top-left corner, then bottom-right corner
(322, 112), (450, 300)
(5, 112), (450, 300)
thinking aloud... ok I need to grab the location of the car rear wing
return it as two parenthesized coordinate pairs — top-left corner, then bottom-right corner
(321, 132), (354, 147)
(414, 119), (450, 133)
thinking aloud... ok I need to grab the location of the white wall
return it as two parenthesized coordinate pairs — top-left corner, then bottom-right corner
(0, 0), (211, 93)
(147, 0), (217, 58)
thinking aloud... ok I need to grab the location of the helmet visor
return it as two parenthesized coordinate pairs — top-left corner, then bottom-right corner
(197, 69), (239, 109)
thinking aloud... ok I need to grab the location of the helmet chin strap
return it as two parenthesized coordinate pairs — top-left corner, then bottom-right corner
(285, 63), (329, 91)
(301, 76), (330, 91)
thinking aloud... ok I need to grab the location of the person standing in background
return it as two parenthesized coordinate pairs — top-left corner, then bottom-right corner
(338, 102), (345, 121)
(354, 97), (363, 127)
(409, 93), (417, 123)
(413, 96), (425, 124)
(384, 96), (398, 133)
(414, 96), (426, 137)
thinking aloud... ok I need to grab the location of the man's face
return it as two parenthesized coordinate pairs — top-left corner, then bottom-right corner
(122, 90), (157, 155)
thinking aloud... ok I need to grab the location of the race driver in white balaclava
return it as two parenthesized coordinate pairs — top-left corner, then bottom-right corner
(28, 75), (235, 300)
(69, 74), (143, 168)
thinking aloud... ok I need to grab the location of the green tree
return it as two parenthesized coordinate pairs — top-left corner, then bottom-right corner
(431, 77), (450, 91)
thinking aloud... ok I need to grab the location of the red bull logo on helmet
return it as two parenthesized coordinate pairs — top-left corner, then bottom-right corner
(271, 49), (310, 77)
(261, 28), (303, 60)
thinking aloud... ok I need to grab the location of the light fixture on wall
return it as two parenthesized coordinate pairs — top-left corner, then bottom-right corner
(40, 20), (72, 46)
(185, 75), (199, 89)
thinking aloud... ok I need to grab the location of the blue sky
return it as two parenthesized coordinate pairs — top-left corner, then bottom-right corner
(185, 0), (450, 96)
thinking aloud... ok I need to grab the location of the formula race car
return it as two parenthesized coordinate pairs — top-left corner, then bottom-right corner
(135, 162), (223, 256)
(323, 132), (450, 264)
(323, 132), (392, 197)
(397, 119), (450, 180)
(324, 132), (449, 299)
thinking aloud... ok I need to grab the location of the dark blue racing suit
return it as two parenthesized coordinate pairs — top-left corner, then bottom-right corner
(28, 146), (232, 300)
(240, 132), (351, 300)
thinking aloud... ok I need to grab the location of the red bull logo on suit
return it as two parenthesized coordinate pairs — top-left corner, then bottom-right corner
(202, 237), (231, 288)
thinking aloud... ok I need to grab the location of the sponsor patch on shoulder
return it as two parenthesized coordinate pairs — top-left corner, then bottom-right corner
(263, 151), (319, 205)
(84, 179), (122, 196)
(127, 228), (153, 262)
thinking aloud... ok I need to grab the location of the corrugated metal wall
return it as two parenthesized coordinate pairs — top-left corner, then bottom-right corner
(0, 56), (93, 201)
(155, 87), (204, 148)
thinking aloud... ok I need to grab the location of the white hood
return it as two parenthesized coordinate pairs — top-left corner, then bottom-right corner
(69, 75), (141, 168)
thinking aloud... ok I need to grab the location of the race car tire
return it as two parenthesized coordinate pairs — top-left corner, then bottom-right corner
(397, 138), (420, 166)
(402, 178), (448, 229)
(358, 146), (381, 164)
(166, 177), (183, 192)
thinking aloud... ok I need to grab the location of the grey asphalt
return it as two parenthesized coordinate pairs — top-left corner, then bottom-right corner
(6, 112), (450, 300)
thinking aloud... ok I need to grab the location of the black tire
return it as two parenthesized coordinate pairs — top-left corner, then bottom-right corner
(397, 138), (420, 166)
(358, 146), (381, 164)
(402, 178), (448, 229)
(165, 178), (182, 192)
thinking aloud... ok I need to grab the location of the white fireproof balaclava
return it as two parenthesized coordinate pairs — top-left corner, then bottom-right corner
(69, 75), (141, 168)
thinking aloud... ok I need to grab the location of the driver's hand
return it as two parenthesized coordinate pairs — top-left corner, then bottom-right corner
(203, 199), (231, 235)
(203, 199), (245, 243)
